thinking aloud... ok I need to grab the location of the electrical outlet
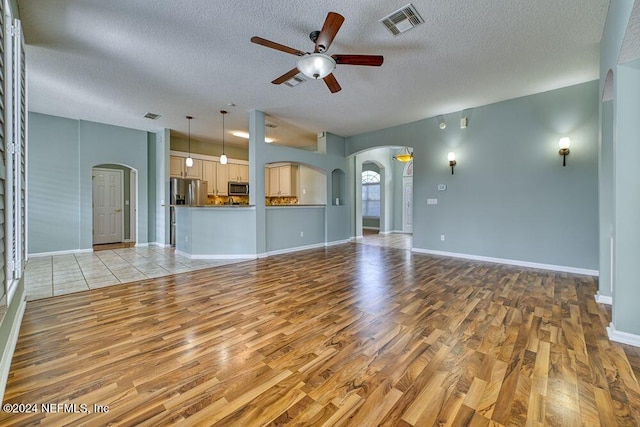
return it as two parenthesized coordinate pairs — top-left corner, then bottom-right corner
(440, 234), (445, 241)
(300, 231), (304, 237)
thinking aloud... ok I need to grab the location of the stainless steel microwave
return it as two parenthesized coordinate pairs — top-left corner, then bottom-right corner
(228, 181), (249, 195)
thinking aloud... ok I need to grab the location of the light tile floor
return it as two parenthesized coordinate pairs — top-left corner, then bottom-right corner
(24, 246), (250, 301)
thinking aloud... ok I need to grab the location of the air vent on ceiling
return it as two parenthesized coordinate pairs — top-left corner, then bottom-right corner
(265, 123), (278, 128)
(284, 74), (306, 87)
(143, 112), (161, 120)
(379, 3), (424, 36)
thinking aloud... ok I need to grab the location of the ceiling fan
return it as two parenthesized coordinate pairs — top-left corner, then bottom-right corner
(251, 12), (384, 93)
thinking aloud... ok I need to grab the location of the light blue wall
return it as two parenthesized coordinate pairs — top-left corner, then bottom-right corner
(597, 0), (635, 301)
(265, 207), (325, 253)
(249, 110), (351, 254)
(154, 129), (170, 246)
(28, 113), (149, 253)
(599, 0), (640, 338)
(174, 207), (257, 256)
(147, 133), (157, 243)
(78, 120), (148, 248)
(347, 81), (599, 270)
(613, 61), (640, 334)
(28, 113), (81, 253)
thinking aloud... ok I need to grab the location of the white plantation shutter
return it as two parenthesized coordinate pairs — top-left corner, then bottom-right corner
(0, 0), (6, 307)
(2, 4), (26, 307)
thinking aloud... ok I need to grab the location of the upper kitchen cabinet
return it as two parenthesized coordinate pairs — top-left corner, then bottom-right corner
(216, 162), (229, 196)
(170, 155), (202, 179)
(228, 163), (249, 182)
(202, 160), (216, 195)
(267, 163), (298, 197)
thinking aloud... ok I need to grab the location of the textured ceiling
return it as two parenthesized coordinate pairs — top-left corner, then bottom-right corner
(18, 0), (609, 148)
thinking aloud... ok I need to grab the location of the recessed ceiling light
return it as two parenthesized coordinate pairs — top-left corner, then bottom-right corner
(232, 131), (274, 143)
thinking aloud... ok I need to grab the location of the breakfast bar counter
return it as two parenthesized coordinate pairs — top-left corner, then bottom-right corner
(174, 205), (257, 259)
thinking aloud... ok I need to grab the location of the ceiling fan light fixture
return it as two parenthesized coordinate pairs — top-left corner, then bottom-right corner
(297, 53), (336, 79)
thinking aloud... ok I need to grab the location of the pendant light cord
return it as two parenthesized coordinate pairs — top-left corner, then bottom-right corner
(220, 110), (227, 155)
(186, 115), (193, 156)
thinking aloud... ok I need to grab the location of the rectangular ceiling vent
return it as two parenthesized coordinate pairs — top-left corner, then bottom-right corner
(284, 74), (306, 87)
(265, 123), (278, 128)
(380, 3), (424, 36)
(143, 112), (161, 120)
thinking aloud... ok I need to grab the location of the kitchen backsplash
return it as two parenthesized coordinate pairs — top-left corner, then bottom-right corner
(208, 195), (249, 205)
(266, 197), (298, 205)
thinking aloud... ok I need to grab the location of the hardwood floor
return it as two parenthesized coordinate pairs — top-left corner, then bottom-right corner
(2, 243), (639, 426)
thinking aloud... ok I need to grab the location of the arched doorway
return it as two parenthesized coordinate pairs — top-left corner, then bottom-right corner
(92, 164), (138, 247)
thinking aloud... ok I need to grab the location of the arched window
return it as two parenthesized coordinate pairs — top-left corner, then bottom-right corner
(362, 170), (380, 218)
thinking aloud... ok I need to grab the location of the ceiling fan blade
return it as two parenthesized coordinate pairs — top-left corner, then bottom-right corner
(323, 73), (342, 93)
(271, 68), (300, 85)
(332, 54), (384, 66)
(315, 12), (345, 53)
(251, 36), (306, 56)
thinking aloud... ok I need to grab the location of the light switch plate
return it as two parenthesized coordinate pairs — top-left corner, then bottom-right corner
(437, 184), (447, 191)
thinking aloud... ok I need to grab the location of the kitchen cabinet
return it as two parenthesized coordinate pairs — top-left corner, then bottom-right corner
(216, 162), (229, 196)
(203, 160), (216, 195)
(184, 160), (203, 179)
(228, 163), (249, 182)
(267, 164), (297, 197)
(170, 155), (203, 179)
(170, 156), (185, 178)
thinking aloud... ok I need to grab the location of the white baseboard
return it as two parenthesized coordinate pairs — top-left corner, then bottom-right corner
(28, 248), (93, 258)
(174, 249), (256, 260)
(326, 239), (350, 247)
(134, 242), (149, 248)
(0, 287), (26, 404)
(266, 242), (326, 257)
(411, 248), (599, 276)
(607, 322), (640, 347)
(148, 242), (171, 248)
(595, 292), (612, 305)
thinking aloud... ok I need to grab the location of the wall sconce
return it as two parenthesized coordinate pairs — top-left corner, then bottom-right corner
(558, 137), (570, 167)
(448, 152), (456, 174)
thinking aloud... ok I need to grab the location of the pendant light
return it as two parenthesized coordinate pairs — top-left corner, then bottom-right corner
(219, 110), (228, 165)
(393, 147), (413, 163)
(185, 115), (194, 167)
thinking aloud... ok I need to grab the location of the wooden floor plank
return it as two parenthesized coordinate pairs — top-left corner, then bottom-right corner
(1, 242), (639, 425)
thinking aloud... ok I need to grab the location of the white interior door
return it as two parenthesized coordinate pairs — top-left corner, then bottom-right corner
(402, 177), (413, 233)
(93, 168), (124, 245)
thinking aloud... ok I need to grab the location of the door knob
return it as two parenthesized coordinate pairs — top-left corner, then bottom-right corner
(115, 208), (122, 213)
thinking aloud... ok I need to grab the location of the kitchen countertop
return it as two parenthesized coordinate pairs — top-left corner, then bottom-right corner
(265, 204), (326, 207)
(171, 204), (254, 208)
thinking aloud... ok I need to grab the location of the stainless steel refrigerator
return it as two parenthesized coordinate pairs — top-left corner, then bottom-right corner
(170, 178), (208, 246)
